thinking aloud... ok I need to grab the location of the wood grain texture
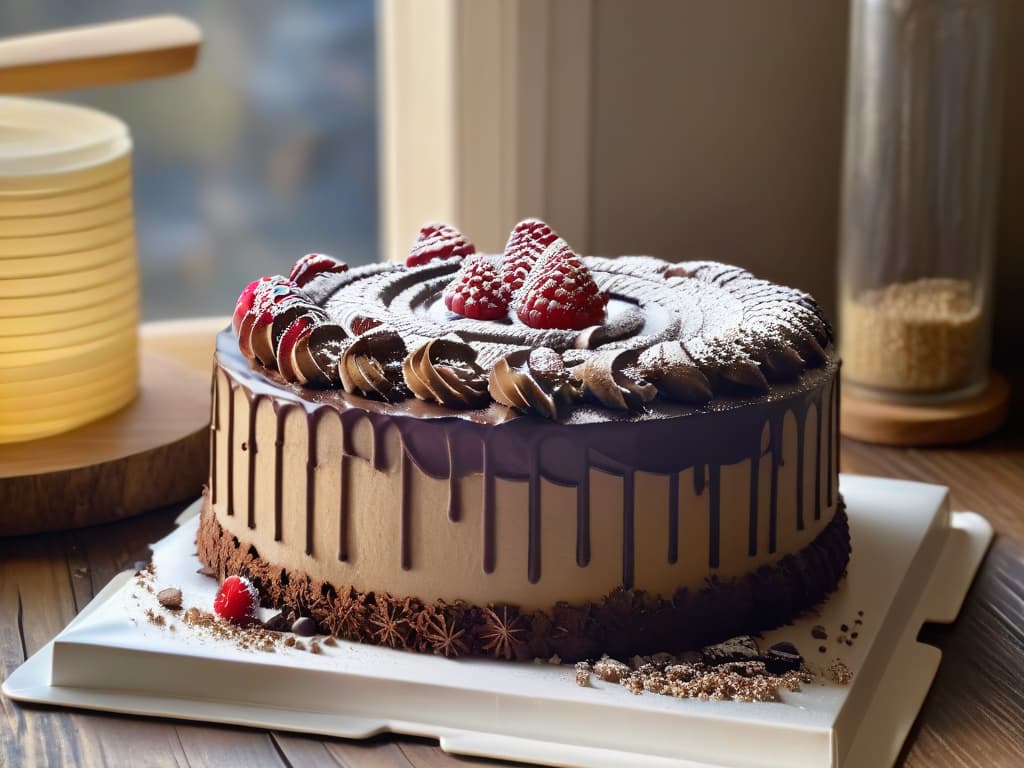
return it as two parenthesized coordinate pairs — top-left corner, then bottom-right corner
(1, 372), (1021, 768)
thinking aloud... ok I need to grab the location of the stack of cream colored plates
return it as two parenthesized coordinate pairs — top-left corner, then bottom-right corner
(0, 97), (139, 444)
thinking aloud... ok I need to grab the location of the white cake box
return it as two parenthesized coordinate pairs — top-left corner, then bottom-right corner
(3, 475), (991, 768)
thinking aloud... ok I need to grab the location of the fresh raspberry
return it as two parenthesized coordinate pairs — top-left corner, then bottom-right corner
(213, 575), (258, 624)
(236, 276), (299, 359)
(500, 218), (560, 301)
(406, 222), (476, 267)
(444, 256), (508, 320)
(232, 276), (272, 335)
(288, 253), (348, 287)
(514, 243), (608, 330)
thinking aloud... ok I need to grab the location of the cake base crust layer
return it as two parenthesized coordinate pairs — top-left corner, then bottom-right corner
(197, 494), (850, 662)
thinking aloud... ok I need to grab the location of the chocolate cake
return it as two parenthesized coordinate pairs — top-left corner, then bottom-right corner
(197, 220), (849, 661)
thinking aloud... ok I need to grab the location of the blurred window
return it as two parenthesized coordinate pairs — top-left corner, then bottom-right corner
(1, 1), (379, 319)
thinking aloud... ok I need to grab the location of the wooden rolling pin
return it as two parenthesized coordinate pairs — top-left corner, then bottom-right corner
(0, 15), (201, 92)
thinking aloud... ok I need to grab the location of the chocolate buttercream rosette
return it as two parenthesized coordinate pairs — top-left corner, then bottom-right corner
(230, 239), (834, 419)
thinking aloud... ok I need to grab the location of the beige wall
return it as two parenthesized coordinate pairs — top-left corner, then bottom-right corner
(588, 0), (1022, 352)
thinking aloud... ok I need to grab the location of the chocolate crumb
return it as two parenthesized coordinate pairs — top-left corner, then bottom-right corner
(616, 656), (813, 703)
(702, 635), (760, 666)
(678, 650), (703, 665)
(593, 655), (631, 683)
(764, 642), (803, 674)
(845, 639), (853, 646)
(854, 619), (862, 626)
(857, 610), (864, 617)
(575, 661), (592, 687)
(827, 660), (853, 685)
(851, 632), (859, 639)
(818, 645), (827, 653)
(283, 635), (296, 647)
(840, 624), (849, 633)
(811, 625), (828, 640)
(322, 636), (337, 647)
(291, 616), (317, 637)
(157, 587), (183, 610)
(144, 608), (165, 626)
(261, 611), (290, 632)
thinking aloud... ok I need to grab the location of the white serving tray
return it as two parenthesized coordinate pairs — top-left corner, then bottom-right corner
(3, 475), (992, 768)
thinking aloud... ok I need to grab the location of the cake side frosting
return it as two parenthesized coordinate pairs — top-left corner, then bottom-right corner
(206, 327), (840, 608)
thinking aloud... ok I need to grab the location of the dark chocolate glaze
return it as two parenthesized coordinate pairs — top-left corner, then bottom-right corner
(747, 456), (759, 557)
(622, 470), (636, 588)
(814, 391), (823, 521)
(446, 435), (460, 522)
(209, 377), (218, 505)
(273, 402), (290, 541)
(482, 444), (496, 573)
(827, 374), (835, 508)
(244, 388), (258, 529)
(225, 385), (235, 517)
(708, 464), (721, 568)
(576, 467), (591, 567)
(305, 409), (324, 556)
(212, 329), (838, 583)
(836, 370), (842, 484)
(667, 472), (680, 564)
(338, 454), (349, 561)
(768, 417), (783, 554)
(528, 451), (541, 583)
(400, 453), (412, 569)
(795, 405), (807, 531)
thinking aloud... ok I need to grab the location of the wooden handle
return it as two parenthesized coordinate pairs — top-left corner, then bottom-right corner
(0, 15), (202, 93)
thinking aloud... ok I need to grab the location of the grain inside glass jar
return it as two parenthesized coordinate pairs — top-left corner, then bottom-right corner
(841, 278), (981, 393)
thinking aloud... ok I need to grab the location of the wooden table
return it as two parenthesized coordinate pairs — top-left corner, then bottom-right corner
(3, 374), (1022, 767)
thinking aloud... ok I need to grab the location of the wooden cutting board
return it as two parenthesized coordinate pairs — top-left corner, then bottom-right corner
(0, 318), (224, 536)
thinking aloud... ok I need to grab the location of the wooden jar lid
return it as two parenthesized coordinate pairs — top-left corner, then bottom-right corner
(840, 370), (1010, 446)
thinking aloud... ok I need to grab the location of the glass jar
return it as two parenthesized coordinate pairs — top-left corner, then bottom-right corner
(838, 0), (1005, 402)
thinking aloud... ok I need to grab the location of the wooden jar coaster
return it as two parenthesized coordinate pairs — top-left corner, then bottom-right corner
(0, 346), (210, 536)
(841, 370), (1010, 446)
